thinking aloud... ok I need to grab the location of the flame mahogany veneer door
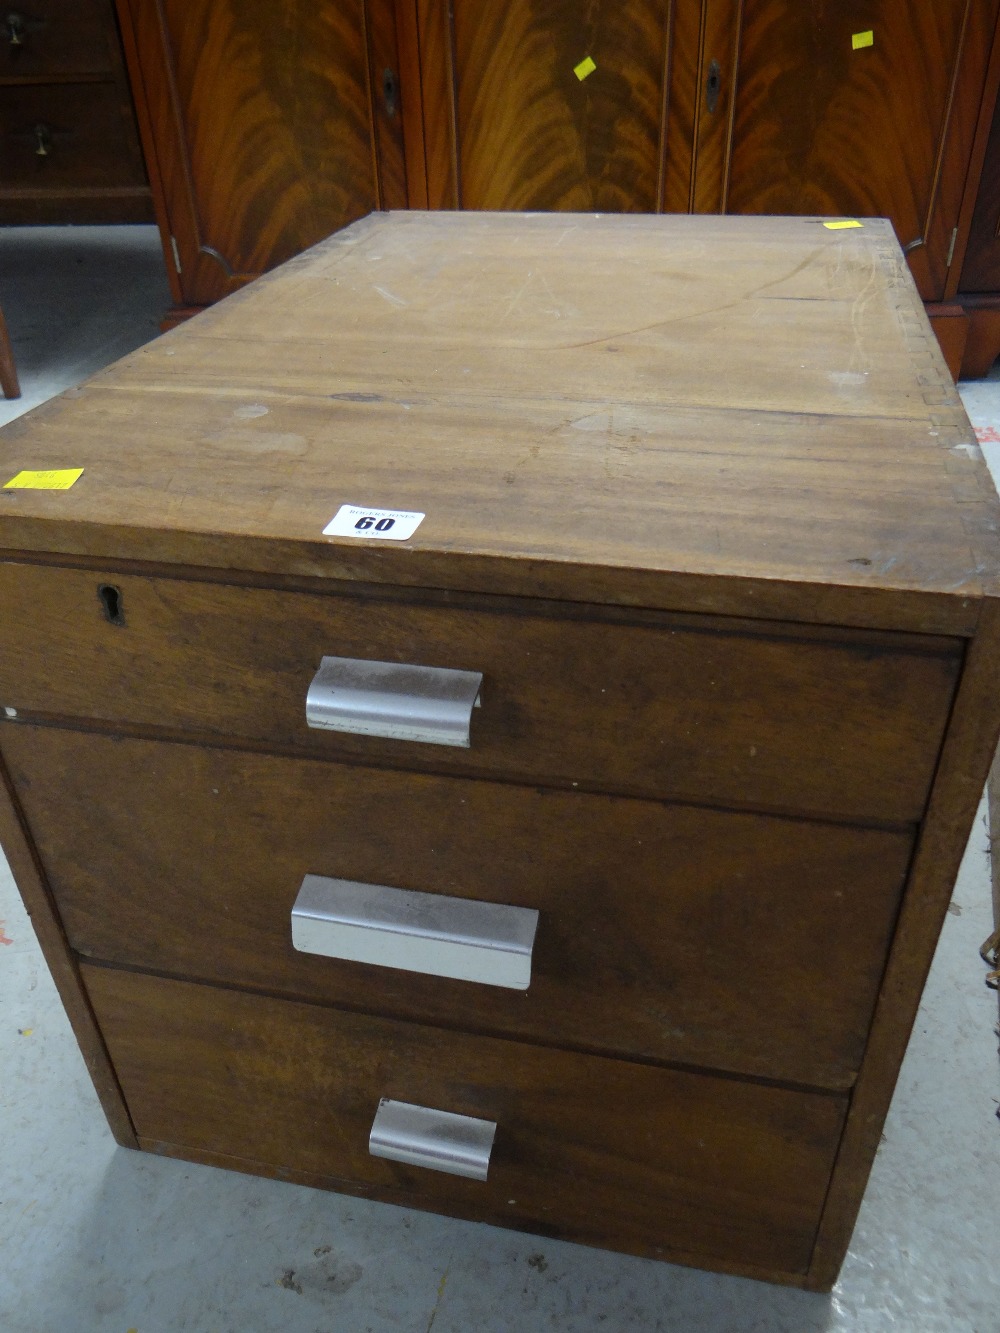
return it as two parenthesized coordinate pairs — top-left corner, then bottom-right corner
(116, 0), (407, 308)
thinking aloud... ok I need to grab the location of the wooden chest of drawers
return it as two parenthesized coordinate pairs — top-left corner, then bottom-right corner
(1, 212), (998, 1290)
(0, 0), (151, 223)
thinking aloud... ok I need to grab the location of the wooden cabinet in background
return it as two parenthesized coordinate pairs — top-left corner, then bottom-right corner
(117, 0), (406, 313)
(943, 21), (1000, 378)
(413, 0), (996, 305)
(719, 0), (993, 304)
(0, 0), (152, 224)
(116, 0), (1000, 369)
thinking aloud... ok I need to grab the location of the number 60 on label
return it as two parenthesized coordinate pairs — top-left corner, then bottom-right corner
(323, 504), (426, 540)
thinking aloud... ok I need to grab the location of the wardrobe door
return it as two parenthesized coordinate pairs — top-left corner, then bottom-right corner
(413, 0), (693, 214)
(712, 0), (1000, 300)
(117, 0), (407, 308)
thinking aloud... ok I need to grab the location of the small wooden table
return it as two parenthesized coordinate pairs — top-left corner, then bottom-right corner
(0, 212), (997, 1290)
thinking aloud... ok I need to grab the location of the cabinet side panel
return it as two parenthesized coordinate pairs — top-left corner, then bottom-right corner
(0, 746), (137, 1148)
(808, 602), (1000, 1290)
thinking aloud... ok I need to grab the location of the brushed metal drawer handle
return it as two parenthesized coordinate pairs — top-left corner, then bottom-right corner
(369, 1099), (496, 1181)
(306, 655), (482, 747)
(291, 874), (539, 990)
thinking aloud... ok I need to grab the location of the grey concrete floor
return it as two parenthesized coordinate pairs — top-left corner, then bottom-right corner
(1, 226), (1000, 1333)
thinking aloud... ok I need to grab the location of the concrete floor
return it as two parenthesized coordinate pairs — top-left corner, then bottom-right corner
(1, 226), (1000, 1333)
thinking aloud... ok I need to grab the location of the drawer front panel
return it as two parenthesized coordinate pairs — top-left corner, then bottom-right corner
(83, 965), (847, 1276)
(0, 84), (145, 190)
(0, 561), (961, 821)
(9, 725), (912, 1089)
(0, 0), (113, 78)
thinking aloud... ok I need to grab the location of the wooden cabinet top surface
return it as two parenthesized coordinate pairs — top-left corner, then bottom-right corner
(0, 210), (997, 633)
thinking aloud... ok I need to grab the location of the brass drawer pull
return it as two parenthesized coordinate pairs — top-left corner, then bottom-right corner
(291, 874), (538, 990)
(369, 1099), (496, 1180)
(306, 655), (482, 747)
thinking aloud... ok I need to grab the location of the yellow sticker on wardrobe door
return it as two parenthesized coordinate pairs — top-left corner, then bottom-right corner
(574, 56), (597, 81)
(852, 30), (874, 50)
(3, 467), (83, 490)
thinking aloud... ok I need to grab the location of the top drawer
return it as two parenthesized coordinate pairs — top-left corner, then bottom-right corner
(0, 561), (960, 822)
(0, 1), (114, 79)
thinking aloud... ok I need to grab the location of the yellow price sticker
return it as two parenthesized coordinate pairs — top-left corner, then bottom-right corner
(574, 56), (597, 81)
(823, 220), (864, 230)
(4, 467), (84, 490)
(852, 30), (874, 50)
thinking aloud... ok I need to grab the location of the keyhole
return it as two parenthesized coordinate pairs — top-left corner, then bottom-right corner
(706, 59), (721, 114)
(383, 68), (398, 118)
(98, 584), (124, 625)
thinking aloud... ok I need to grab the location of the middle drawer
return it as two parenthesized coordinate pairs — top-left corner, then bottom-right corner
(5, 723), (911, 1090)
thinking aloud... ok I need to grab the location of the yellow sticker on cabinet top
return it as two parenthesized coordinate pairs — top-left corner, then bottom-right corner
(823, 220), (864, 230)
(4, 467), (83, 490)
(852, 30), (874, 50)
(574, 56), (597, 80)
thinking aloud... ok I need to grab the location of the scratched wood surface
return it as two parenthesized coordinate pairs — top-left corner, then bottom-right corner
(0, 212), (995, 631)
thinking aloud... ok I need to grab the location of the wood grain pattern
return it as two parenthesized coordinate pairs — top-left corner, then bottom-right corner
(118, 0), (386, 305)
(725, 0), (997, 301)
(446, 0), (671, 211)
(0, 746), (137, 1147)
(389, 0), (427, 208)
(366, 0), (409, 210)
(0, 213), (993, 635)
(8, 725), (915, 1089)
(931, 0), (1000, 301)
(960, 80), (1000, 293)
(660, 0), (700, 213)
(0, 560), (961, 822)
(689, 0), (741, 214)
(413, 0), (457, 209)
(84, 964), (848, 1275)
(807, 597), (1000, 1288)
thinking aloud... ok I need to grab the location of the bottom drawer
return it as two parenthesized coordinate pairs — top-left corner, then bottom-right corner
(84, 965), (846, 1279)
